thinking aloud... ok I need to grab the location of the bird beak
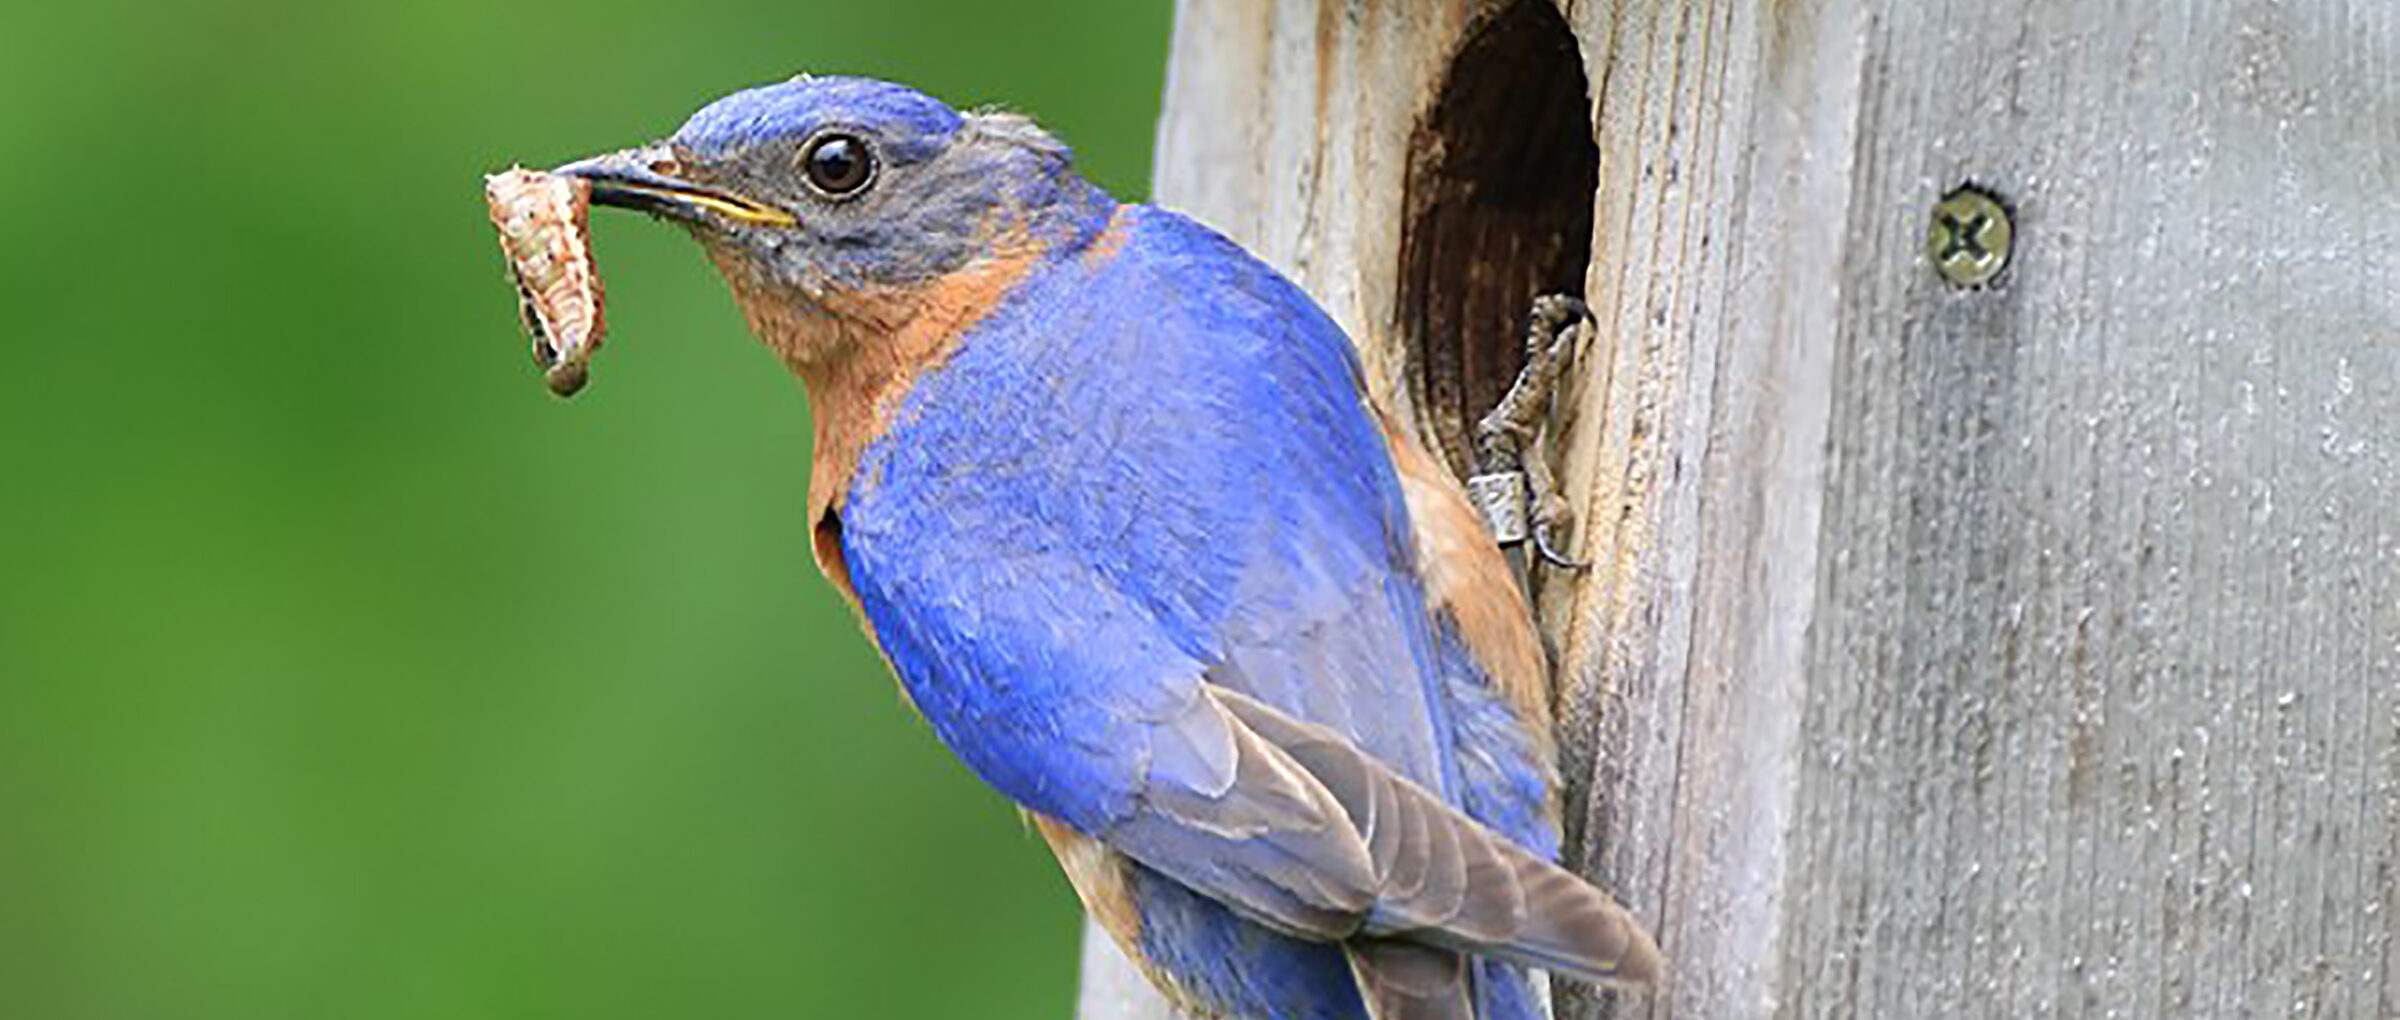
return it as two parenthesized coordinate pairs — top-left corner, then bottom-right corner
(552, 144), (796, 227)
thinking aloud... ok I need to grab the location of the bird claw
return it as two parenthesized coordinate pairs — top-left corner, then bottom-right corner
(1530, 490), (1589, 570)
(1470, 295), (1591, 573)
(1532, 525), (1587, 570)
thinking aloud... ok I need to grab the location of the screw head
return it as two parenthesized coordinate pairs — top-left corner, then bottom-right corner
(1928, 185), (2013, 288)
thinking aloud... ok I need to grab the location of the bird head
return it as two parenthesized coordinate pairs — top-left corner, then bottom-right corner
(556, 76), (1111, 366)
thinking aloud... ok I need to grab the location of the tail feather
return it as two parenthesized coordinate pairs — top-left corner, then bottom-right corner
(1345, 941), (1474, 1020)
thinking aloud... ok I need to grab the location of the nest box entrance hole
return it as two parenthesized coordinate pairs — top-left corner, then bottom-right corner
(1396, 0), (1599, 479)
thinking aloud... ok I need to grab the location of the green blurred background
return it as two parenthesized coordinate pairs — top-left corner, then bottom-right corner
(0, 2), (1171, 1017)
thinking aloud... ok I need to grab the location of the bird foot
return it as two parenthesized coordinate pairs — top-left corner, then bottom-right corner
(1468, 295), (1590, 571)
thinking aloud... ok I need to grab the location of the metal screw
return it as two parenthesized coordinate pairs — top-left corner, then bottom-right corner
(1928, 185), (2013, 288)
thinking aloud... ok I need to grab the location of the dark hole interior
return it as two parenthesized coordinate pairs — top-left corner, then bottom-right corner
(1396, 0), (1599, 479)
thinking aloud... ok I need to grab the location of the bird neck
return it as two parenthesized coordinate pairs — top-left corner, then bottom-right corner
(705, 189), (1126, 572)
(750, 223), (1099, 580)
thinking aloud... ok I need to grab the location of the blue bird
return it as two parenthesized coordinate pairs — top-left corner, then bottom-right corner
(554, 75), (1659, 1020)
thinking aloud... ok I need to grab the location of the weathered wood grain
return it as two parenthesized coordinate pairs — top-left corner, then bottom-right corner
(1783, 4), (2398, 1019)
(1096, 2), (2399, 1019)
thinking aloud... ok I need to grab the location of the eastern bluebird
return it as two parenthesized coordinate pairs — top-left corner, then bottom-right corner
(551, 75), (1659, 1020)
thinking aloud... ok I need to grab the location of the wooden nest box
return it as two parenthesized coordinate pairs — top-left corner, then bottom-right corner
(1086, 2), (2400, 1018)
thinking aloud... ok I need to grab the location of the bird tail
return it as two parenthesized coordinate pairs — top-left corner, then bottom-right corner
(1344, 943), (1572, 1020)
(1345, 940), (1473, 1020)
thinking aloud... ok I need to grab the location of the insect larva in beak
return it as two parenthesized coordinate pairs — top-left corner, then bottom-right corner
(485, 167), (607, 397)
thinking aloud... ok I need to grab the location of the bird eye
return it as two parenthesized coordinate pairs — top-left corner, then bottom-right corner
(799, 133), (874, 197)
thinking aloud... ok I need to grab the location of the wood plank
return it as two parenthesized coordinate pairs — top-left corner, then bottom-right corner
(1778, 4), (2399, 1019)
(1099, 3), (2400, 1019)
(1544, 1), (1865, 1017)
